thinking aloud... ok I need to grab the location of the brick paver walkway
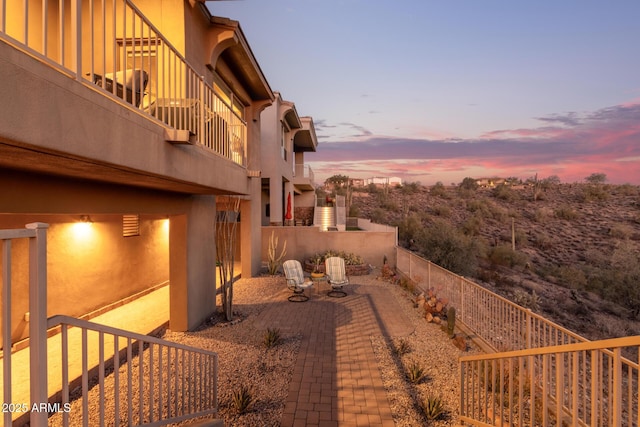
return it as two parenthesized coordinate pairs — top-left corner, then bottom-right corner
(254, 276), (414, 427)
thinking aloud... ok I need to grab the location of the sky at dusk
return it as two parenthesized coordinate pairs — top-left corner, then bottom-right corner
(210, 1), (640, 185)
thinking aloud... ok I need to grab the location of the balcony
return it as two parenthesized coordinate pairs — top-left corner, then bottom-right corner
(293, 163), (315, 190)
(0, 0), (247, 176)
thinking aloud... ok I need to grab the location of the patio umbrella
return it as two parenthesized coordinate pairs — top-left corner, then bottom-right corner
(285, 192), (292, 220)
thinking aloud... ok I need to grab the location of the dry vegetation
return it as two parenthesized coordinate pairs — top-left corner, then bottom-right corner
(350, 179), (640, 341)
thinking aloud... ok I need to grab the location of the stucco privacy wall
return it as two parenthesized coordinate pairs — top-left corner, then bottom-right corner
(261, 226), (397, 271)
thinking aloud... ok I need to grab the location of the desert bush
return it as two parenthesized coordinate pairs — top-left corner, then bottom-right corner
(613, 183), (640, 196)
(462, 214), (484, 236)
(581, 184), (610, 202)
(493, 183), (517, 201)
(531, 231), (554, 250)
(555, 206), (579, 220)
(432, 205), (451, 217)
(414, 219), (485, 276)
(429, 181), (447, 197)
(397, 213), (423, 246)
(513, 289), (541, 311)
(533, 207), (553, 223)
(609, 223), (633, 239)
(466, 199), (490, 215)
(556, 265), (588, 289)
(489, 245), (529, 268)
(369, 207), (387, 224)
(459, 177), (479, 191)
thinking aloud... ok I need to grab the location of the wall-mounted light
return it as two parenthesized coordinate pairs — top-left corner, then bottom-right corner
(80, 215), (93, 224)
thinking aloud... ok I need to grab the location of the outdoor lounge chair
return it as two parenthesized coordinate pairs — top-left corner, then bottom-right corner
(93, 69), (149, 107)
(325, 256), (349, 297)
(283, 260), (314, 302)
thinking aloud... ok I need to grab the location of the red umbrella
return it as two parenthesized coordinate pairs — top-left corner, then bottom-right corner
(285, 192), (292, 220)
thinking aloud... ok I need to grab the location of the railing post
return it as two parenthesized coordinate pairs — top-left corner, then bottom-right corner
(612, 347), (622, 426)
(27, 222), (49, 427)
(70, 0), (82, 80)
(526, 309), (532, 349)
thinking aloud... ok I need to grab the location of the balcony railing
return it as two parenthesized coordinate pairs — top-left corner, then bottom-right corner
(295, 163), (314, 183)
(0, 0), (246, 166)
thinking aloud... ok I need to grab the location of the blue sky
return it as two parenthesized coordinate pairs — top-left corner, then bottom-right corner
(209, 1), (640, 185)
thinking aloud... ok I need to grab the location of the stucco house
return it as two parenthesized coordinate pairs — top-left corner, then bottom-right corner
(0, 0), (274, 345)
(260, 92), (318, 227)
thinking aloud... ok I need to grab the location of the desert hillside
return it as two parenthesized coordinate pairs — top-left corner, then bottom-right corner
(349, 181), (640, 341)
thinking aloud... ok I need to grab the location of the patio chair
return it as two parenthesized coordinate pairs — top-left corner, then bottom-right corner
(283, 260), (313, 302)
(325, 257), (349, 298)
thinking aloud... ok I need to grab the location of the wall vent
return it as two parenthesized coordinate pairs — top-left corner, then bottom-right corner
(123, 214), (140, 237)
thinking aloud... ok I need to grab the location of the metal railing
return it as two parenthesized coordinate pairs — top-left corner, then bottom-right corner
(1, 224), (218, 426)
(48, 315), (218, 427)
(294, 163), (314, 183)
(1, 223), (48, 427)
(396, 247), (587, 352)
(460, 336), (640, 426)
(0, 0), (246, 165)
(395, 247), (640, 426)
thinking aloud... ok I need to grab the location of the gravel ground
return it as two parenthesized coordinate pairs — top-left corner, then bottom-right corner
(48, 274), (480, 426)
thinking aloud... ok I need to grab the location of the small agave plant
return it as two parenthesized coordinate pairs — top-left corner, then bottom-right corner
(232, 385), (254, 414)
(406, 361), (426, 384)
(422, 394), (445, 421)
(263, 327), (281, 348)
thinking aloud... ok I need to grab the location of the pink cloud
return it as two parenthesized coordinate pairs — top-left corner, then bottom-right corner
(309, 103), (640, 185)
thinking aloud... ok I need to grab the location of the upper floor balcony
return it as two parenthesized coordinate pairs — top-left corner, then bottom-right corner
(0, 0), (255, 195)
(294, 163), (315, 191)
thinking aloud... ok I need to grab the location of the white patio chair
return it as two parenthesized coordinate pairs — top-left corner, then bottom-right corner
(325, 257), (349, 298)
(283, 260), (313, 302)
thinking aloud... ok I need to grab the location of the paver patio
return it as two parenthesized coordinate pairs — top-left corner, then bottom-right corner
(254, 277), (415, 427)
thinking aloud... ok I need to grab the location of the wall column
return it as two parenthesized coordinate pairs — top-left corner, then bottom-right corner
(169, 196), (217, 331)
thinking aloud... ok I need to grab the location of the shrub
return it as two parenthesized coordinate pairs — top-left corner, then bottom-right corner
(231, 385), (254, 414)
(513, 289), (541, 311)
(414, 219), (485, 276)
(493, 183), (517, 201)
(609, 223), (633, 239)
(489, 245), (529, 268)
(421, 394), (445, 421)
(459, 177), (479, 191)
(393, 339), (412, 356)
(555, 206), (579, 220)
(533, 207), (553, 223)
(432, 205), (451, 217)
(263, 328), (281, 348)
(406, 361), (427, 384)
(429, 181), (447, 197)
(462, 214), (484, 236)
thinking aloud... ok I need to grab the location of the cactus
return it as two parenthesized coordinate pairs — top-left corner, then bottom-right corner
(446, 306), (456, 337)
(267, 231), (287, 275)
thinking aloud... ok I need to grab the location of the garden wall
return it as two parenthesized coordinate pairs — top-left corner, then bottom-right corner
(261, 225), (397, 271)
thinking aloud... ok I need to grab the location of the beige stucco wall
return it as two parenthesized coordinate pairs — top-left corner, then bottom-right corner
(261, 226), (397, 271)
(0, 213), (169, 344)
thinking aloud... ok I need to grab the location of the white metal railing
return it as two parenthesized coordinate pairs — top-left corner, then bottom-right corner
(460, 336), (640, 426)
(1, 223), (48, 427)
(0, 0), (246, 166)
(47, 315), (218, 427)
(396, 247), (587, 352)
(1, 224), (218, 426)
(295, 163), (314, 183)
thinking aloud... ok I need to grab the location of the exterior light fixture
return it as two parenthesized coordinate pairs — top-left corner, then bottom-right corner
(80, 215), (93, 223)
